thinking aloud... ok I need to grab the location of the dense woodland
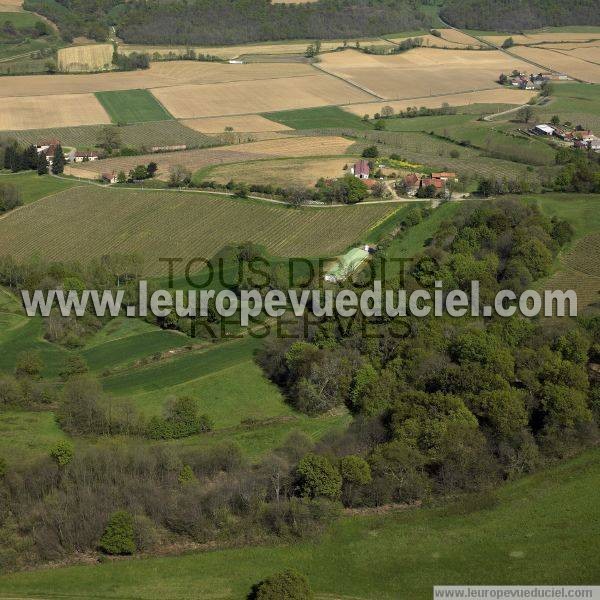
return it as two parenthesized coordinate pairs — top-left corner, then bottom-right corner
(0, 200), (598, 570)
(21, 0), (600, 45)
(440, 0), (600, 31)
(24, 0), (431, 44)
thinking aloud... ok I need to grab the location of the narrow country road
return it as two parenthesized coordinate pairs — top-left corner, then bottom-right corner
(48, 174), (430, 207)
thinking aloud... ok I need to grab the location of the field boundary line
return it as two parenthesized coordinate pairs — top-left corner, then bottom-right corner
(310, 62), (384, 100)
(145, 89), (175, 121)
(545, 46), (600, 69)
(339, 85), (506, 109)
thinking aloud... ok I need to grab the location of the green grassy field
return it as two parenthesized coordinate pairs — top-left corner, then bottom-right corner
(0, 186), (399, 275)
(0, 410), (66, 464)
(382, 113), (475, 132)
(174, 411), (352, 460)
(455, 103), (521, 115)
(118, 351), (297, 427)
(0, 11), (46, 28)
(0, 172), (79, 204)
(533, 194), (600, 241)
(100, 338), (262, 398)
(536, 83), (600, 130)
(0, 447), (597, 599)
(265, 106), (373, 130)
(0, 121), (216, 151)
(82, 330), (191, 374)
(95, 89), (174, 125)
(0, 314), (70, 378)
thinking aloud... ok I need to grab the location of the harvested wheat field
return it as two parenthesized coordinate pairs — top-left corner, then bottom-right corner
(182, 115), (292, 133)
(0, 94), (110, 130)
(151, 74), (373, 119)
(0, 186), (397, 274)
(557, 46), (600, 65)
(438, 29), (482, 46)
(0, 61), (314, 98)
(57, 44), (114, 73)
(343, 87), (536, 116)
(509, 46), (600, 82)
(223, 136), (351, 157)
(205, 157), (351, 187)
(317, 48), (532, 99)
(67, 136), (354, 180)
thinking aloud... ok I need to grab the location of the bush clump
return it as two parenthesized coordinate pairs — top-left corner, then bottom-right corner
(252, 569), (313, 600)
(98, 510), (136, 555)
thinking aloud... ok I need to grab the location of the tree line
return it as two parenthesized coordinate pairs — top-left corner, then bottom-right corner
(2, 140), (65, 175)
(440, 0), (600, 31)
(24, 0), (431, 45)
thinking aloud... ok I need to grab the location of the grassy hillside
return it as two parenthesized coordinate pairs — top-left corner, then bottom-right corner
(537, 83), (600, 130)
(82, 329), (190, 373)
(0, 447), (597, 599)
(0, 411), (66, 463)
(0, 172), (79, 204)
(0, 315), (70, 378)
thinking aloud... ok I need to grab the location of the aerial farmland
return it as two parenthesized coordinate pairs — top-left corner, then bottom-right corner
(0, 0), (599, 596)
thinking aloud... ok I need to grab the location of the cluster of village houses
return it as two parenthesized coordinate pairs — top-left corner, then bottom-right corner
(400, 171), (458, 196)
(350, 159), (457, 197)
(532, 124), (600, 151)
(35, 139), (100, 167)
(509, 71), (568, 90)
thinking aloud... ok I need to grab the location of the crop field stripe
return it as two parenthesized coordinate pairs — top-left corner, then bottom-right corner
(101, 336), (262, 396)
(264, 106), (373, 130)
(95, 89), (174, 124)
(82, 330), (191, 372)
